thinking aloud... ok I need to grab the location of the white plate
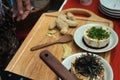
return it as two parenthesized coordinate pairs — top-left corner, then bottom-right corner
(62, 52), (113, 80)
(99, 4), (120, 17)
(100, 0), (120, 11)
(100, 4), (120, 15)
(100, 3), (120, 14)
(74, 24), (118, 53)
(99, 5), (120, 19)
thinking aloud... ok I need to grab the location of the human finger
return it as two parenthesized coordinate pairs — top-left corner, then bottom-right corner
(16, 0), (24, 15)
(23, 0), (31, 11)
(20, 0), (31, 20)
(21, 10), (30, 20)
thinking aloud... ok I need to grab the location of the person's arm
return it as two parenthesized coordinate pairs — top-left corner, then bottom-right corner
(12, 0), (31, 21)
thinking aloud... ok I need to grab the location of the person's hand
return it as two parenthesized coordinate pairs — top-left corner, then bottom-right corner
(12, 0), (31, 21)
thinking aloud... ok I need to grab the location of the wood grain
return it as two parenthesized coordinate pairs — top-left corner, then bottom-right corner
(5, 8), (113, 80)
(30, 34), (73, 51)
(40, 50), (76, 80)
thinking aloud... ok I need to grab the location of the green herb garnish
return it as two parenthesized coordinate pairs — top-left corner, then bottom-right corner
(87, 27), (110, 40)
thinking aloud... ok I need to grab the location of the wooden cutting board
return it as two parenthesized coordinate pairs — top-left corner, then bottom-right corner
(6, 8), (113, 80)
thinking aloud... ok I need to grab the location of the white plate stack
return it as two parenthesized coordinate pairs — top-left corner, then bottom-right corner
(99, 0), (120, 19)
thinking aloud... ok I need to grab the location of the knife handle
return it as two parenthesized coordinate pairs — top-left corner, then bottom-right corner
(40, 50), (76, 80)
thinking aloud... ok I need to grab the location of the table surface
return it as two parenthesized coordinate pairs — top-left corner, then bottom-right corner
(62, 0), (120, 80)
(6, 0), (120, 80)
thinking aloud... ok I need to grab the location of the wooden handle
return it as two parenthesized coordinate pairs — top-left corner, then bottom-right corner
(62, 8), (98, 19)
(31, 41), (57, 51)
(40, 50), (76, 80)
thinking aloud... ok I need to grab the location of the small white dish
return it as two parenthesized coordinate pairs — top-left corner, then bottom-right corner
(61, 52), (113, 80)
(100, 0), (120, 11)
(100, 3), (120, 14)
(100, 4), (120, 16)
(74, 23), (118, 53)
(99, 6), (120, 19)
(99, 5), (120, 19)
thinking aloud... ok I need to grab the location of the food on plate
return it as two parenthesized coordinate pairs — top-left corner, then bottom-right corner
(47, 30), (56, 37)
(66, 12), (76, 21)
(62, 44), (72, 60)
(83, 26), (110, 48)
(49, 12), (78, 34)
(56, 17), (69, 34)
(71, 53), (104, 80)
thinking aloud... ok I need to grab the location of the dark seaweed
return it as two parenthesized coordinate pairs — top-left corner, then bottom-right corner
(73, 53), (103, 80)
